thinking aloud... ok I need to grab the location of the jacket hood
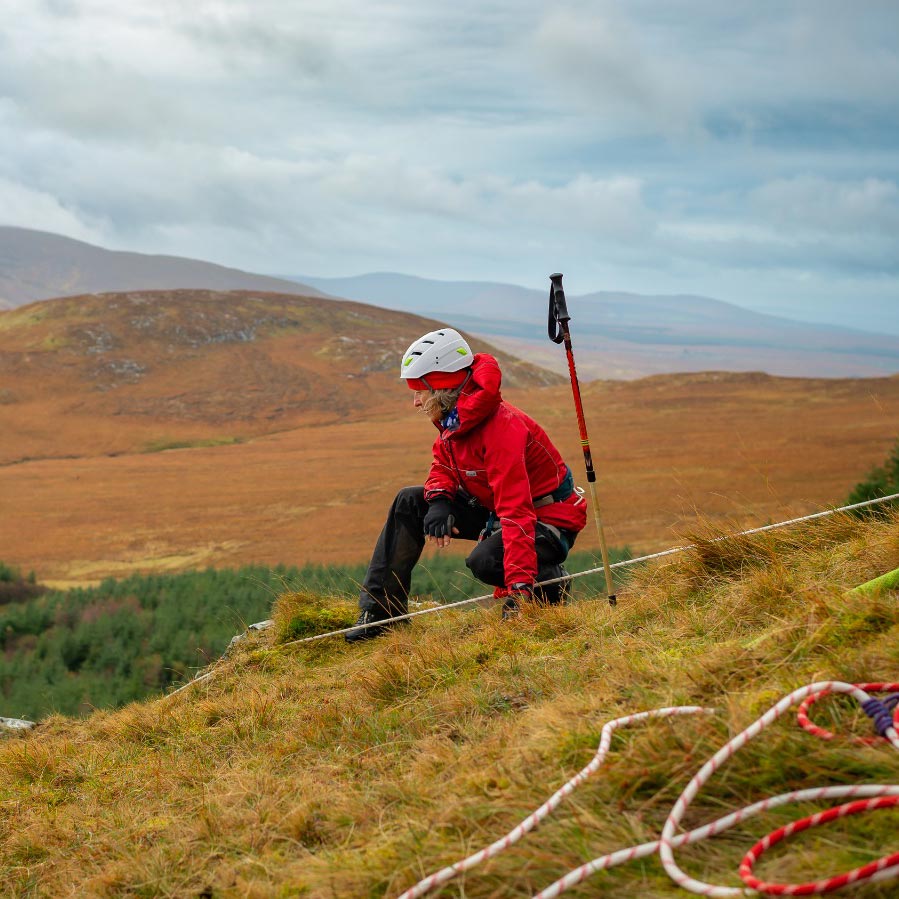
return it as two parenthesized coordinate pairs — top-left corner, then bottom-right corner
(437, 353), (502, 438)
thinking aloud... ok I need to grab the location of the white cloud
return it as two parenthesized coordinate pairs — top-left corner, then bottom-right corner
(0, 177), (106, 241)
(0, 0), (897, 330)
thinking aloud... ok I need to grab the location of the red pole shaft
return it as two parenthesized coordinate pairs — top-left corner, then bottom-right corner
(559, 322), (617, 605)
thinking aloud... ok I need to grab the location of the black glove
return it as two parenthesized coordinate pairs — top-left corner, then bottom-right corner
(423, 498), (455, 538)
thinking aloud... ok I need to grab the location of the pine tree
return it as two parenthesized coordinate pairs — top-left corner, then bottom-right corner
(847, 437), (899, 514)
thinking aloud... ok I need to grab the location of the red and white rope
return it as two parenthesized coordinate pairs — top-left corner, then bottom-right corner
(658, 681), (899, 896)
(396, 706), (713, 899)
(399, 681), (899, 898)
(738, 796), (899, 895)
(536, 785), (899, 899)
(797, 682), (899, 745)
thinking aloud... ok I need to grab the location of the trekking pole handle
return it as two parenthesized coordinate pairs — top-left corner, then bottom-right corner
(548, 272), (570, 344)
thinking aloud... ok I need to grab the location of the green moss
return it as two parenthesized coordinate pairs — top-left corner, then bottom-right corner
(273, 592), (356, 642)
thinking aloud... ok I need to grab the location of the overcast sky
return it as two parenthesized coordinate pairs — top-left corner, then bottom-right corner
(2, 1), (898, 331)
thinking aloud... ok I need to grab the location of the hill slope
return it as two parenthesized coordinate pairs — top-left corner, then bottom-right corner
(299, 272), (899, 379)
(0, 227), (326, 307)
(0, 288), (560, 462)
(2, 509), (898, 896)
(2, 361), (898, 586)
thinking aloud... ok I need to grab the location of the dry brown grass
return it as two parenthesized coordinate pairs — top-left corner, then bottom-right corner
(2, 509), (897, 897)
(2, 361), (899, 585)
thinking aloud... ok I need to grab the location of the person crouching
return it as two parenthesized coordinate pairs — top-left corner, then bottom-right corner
(345, 327), (587, 641)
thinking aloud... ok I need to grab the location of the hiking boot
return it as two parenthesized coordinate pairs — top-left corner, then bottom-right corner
(501, 597), (521, 621)
(344, 608), (402, 642)
(534, 565), (572, 606)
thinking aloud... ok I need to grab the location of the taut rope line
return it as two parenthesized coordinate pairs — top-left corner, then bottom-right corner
(163, 491), (899, 699)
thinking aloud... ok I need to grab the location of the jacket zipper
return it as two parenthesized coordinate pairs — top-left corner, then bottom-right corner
(444, 436), (466, 492)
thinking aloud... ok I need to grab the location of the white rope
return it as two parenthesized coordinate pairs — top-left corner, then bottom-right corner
(398, 681), (899, 899)
(397, 706), (715, 899)
(277, 491), (899, 649)
(657, 681), (899, 897)
(162, 491), (899, 697)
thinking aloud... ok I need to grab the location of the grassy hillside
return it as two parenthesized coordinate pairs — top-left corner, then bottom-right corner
(0, 289), (561, 464)
(0, 549), (628, 722)
(2, 510), (897, 897)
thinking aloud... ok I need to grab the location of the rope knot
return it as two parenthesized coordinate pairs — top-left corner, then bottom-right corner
(861, 697), (894, 736)
(883, 693), (899, 713)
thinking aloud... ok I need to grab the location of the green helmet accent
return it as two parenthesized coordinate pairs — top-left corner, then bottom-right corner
(400, 327), (473, 382)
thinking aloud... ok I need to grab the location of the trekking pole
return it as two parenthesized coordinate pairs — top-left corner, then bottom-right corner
(548, 273), (617, 606)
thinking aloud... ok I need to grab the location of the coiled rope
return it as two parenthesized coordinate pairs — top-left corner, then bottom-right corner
(399, 681), (899, 899)
(798, 683), (899, 746)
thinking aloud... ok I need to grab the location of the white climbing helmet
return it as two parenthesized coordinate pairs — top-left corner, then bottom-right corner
(400, 327), (474, 389)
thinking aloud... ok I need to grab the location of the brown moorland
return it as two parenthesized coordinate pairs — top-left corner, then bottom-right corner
(1, 290), (898, 586)
(0, 289), (560, 465)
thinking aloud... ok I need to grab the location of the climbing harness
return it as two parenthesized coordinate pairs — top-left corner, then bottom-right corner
(398, 681), (899, 899)
(533, 467), (575, 508)
(478, 511), (497, 542)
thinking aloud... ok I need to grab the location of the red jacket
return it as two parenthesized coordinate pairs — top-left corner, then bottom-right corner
(424, 354), (587, 586)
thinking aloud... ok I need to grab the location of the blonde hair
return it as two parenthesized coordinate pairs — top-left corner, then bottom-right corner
(421, 387), (462, 420)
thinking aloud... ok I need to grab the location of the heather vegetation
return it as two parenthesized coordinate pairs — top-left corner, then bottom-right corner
(0, 548), (629, 721)
(0, 561), (44, 606)
(1, 510), (897, 897)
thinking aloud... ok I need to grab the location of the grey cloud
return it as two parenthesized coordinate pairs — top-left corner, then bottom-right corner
(531, 1), (899, 143)
(1, 0), (897, 331)
(750, 177), (899, 235)
(532, 6), (699, 137)
(180, 19), (337, 79)
(39, 0), (80, 16)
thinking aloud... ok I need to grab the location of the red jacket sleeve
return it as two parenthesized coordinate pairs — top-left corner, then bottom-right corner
(424, 436), (458, 501)
(481, 414), (538, 586)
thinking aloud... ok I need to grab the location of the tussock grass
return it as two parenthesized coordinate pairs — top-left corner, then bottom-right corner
(1, 510), (898, 897)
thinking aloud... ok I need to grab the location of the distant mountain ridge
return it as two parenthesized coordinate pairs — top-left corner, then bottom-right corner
(0, 288), (561, 464)
(0, 227), (323, 308)
(295, 272), (899, 379)
(2, 228), (897, 379)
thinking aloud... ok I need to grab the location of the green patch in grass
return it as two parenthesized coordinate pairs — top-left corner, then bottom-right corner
(140, 436), (244, 453)
(273, 591), (356, 642)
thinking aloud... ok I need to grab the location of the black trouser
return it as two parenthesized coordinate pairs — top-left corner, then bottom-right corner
(359, 486), (569, 615)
